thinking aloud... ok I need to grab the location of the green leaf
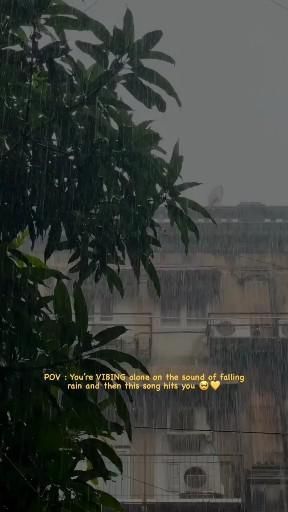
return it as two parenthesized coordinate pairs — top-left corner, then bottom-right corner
(39, 294), (53, 304)
(176, 220), (189, 253)
(141, 50), (175, 65)
(13, 27), (29, 44)
(36, 421), (70, 453)
(75, 466), (111, 482)
(178, 197), (216, 224)
(7, 248), (29, 267)
(123, 9), (134, 48)
(96, 490), (124, 512)
(147, 235), (161, 248)
(24, 253), (50, 268)
(115, 393), (132, 441)
(9, 229), (29, 249)
(83, 69), (116, 101)
(170, 141), (180, 167)
(175, 181), (202, 193)
(137, 120), (154, 129)
(21, 266), (67, 283)
(141, 257), (161, 296)
(85, 19), (112, 47)
(126, 251), (141, 281)
(76, 42), (108, 69)
(123, 74), (166, 112)
(136, 65), (181, 106)
(94, 349), (149, 375)
(48, 3), (112, 46)
(130, 30), (163, 58)
(111, 26), (126, 55)
(53, 280), (72, 322)
(94, 326), (128, 347)
(68, 249), (80, 264)
(81, 438), (123, 473)
(102, 95), (132, 112)
(167, 202), (190, 253)
(168, 141), (183, 184)
(105, 266), (124, 297)
(45, 221), (62, 261)
(45, 14), (80, 34)
(185, 215), (200, 241)
(8, 248), (56, 274)
(73, 283), (88, 335)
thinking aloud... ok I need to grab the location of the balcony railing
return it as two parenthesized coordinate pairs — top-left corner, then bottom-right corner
(88, 313), (152, 362)
(85, 313), (288, 369)
(100, 454), (243, 504)
(207, 313), (288, 341)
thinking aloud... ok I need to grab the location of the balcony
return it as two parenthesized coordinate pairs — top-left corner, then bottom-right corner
(208, 314), (288, 342)
(100, 454), (243, 506)
(88, 314), (153, 363)
(88, 314), (209, 367)
(87, 313), (288, 372)
(247, 465), (288, 511)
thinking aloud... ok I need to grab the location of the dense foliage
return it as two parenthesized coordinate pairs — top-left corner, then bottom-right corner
(0, 238), (147, 510)
(0, 1), (214, 510)
(0, 0), (213, 288)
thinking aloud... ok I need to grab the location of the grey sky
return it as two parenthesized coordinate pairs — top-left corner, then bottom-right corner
(69, 0), (288, 205)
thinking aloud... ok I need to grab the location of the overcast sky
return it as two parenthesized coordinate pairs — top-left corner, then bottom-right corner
(68, 0), (288, 206)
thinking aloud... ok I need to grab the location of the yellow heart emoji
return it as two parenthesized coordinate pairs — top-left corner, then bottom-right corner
(210, 380), (221, 391)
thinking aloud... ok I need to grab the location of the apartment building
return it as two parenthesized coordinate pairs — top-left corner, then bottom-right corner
(42, 203), (288, 511)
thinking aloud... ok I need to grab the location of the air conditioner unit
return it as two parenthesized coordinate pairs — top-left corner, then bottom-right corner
(278, 320), (288, 339)
(209, 318), (250, 339)
(166, 456), (224, 497)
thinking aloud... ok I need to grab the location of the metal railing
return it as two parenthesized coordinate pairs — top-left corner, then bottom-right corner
(88, 314), (153, 362)
(207, 314), (288, 340)
(85, 313), (288, 368)
(100, 454), (243, 503)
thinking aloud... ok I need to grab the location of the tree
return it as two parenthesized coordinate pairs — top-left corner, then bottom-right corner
(0, 0), (213, 286)
(0, 2), (215, 510)
(0, 237), (148, 511)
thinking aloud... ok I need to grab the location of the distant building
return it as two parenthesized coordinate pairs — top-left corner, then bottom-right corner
(39, 203), (288, 512)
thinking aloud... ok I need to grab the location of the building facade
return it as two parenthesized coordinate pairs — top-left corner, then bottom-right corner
(43, 203), (288, 511)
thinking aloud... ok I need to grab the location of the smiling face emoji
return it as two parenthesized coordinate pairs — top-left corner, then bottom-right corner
(199, 380), (209, 391)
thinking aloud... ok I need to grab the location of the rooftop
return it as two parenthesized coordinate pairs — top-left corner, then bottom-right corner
(156, 203), (288, 223)
(156, 204), (288, 254)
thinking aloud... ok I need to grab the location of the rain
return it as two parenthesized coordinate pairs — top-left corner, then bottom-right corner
(1, 1), (288, 512)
